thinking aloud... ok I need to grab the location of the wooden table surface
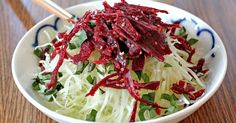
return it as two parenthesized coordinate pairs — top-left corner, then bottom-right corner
(0, 0), (235, 122)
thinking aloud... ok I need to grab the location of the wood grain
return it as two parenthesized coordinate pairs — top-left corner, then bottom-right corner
(0, 0), (235, 122)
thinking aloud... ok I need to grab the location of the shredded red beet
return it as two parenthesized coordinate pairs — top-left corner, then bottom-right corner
(132, 54), (145, 71)
(130, 100), (138, 122)
(155, 108), (161, 115)
(37, 0), (207, 121)
(72, 40), (94, 63)
(190, 89), (205, 100)
(171, 80), (205, 100)
(191, 58), (208, 73)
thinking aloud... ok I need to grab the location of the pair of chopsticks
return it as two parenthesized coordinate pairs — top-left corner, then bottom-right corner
(32, 0), (174, 22)
(32, 0), (73, 21)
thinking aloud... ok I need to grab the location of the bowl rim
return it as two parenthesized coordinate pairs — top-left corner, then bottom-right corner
(12, 0), (228, 122)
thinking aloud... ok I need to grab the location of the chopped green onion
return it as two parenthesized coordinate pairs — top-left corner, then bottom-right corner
(84, 60), (89, 67)
(44, 82), (63, 95)
(48, 96), (53, 102)
(178, 27), (186, 36)
(143, 92), (155, 102)
(108, 69), (115, 74)
(58, 72), (63, 77)
(75, 29), (87, 47)
(75, 61), (84, 74)
(104, 63), (114, 73)
(46, 45), (54, 53)
(135, 71), (150, 82)
(105, 62), (113, 67)
(142, 73), (150, 82)
(55, 82), (63, 91)
(88, 22), (96, 28)
(34, 48), (43, 58)
(69, 42), (76, 50)
(160, 93), (172, 101)
(138, 92), (157, 121)
(161, 94), (177, 102)
(33, 76), (43, 84)
(86, 75), (96, 85)
(140, 92), (155, 108)
(48, 93), (57, 102)
(178, 27), (188, 39)
(75, 60), (89, 75)
(188, 38), (199, 46)
(44, 88), (56, 95)
(86, 109), (97, 121)
(106, 21), (112, 27)
(138, 106), (150, 121)
(32, 76), (48, 91)
(40, 75), (51, 81)
(160, 93), (178, 112)
(172, 94), (178, 100)
(88, 63), (96, 72)
(149, 108), (157, 118)
(167, 106), (177, 113)
(105, 62), (113, 70)
(32, 81), (40, 91)
(96, 68), (105, 76)
(183, 34), (188, 39)
(135, 70), (142, 80)
(164, 62), (172, 67)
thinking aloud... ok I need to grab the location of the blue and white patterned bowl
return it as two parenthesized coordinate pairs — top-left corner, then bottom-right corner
(12, 0), (227, 123)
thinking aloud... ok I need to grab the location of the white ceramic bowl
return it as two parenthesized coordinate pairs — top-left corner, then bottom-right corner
(12, 0), (227, 123)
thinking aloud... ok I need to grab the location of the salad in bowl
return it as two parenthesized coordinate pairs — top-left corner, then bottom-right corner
(12, 0), (227, 123)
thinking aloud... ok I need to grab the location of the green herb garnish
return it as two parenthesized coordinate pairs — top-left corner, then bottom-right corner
(183, 34), (188, 39)
(46, 45), (54, 53)
(160, 93), (179, 114)
(135, 71), (150, 82)
(142, 73), (150, 82)
(48, 93), (57, 102)
(44, 88), (56, 95)
(178, 27), (188, 39)
(178, 27), (186, 36)
(140, 92), (155, 108)
(149, 108), (157, 118)
(58, 72), (63, 78)
(139, 92), (157, 121)
(96, 68), (105, 76)
(108, 69), (115, 74)
(55, 82), (63, 91)
(44, 82), (63, 95)
(32, 76), (45, 90)
(75, 29), (87, 47)
(135, 70), (142, 80)
(32, 81), (40, 90)
(188, 38), (199, 46)
(164, 62), (172, 67)
(104, 62), (113, 72)
(88, 22), (96, 28)
(75, 60), (89, 75)
(34, 48), (43, 58)
(86, 109), (97, 121)
(86, 75), (96, 85)
(138, 106), (150, 121)
(88, 63), (96, 72)
(69, 42), (76, 50)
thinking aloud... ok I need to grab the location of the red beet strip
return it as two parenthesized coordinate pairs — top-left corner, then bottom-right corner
(171, 80), (205, 100)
